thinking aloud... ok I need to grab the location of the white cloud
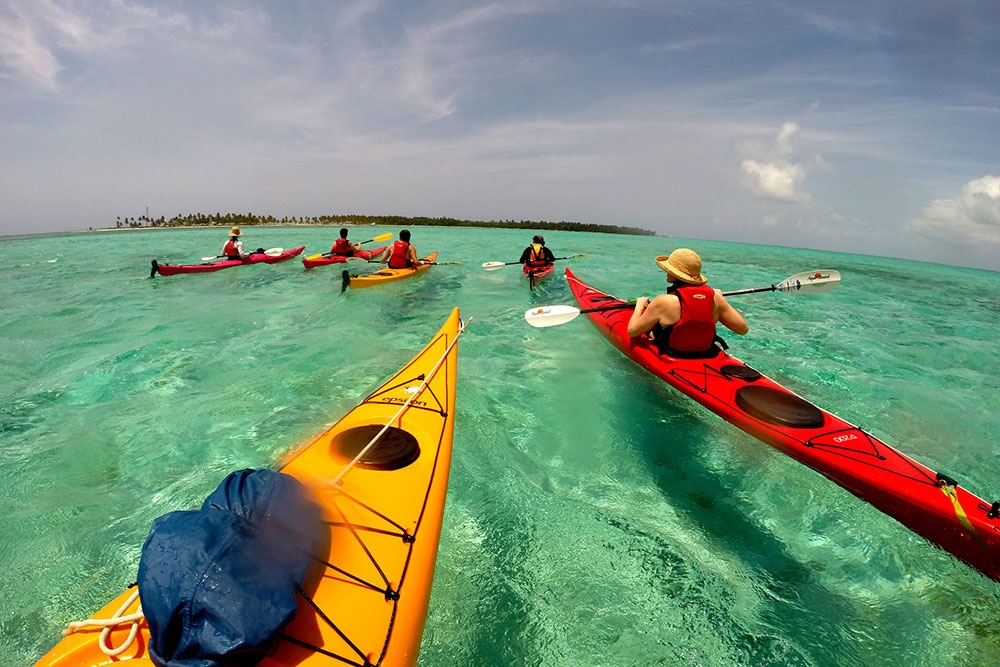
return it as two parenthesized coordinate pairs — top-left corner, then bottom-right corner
(0, 1), (191, 91)
(910, 175), (1000, 246)
(739, 122), (811, 203)
(740, 159), (809, 203)
(0, 10), (59, 90)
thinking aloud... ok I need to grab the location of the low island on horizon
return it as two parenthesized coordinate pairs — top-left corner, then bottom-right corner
(102, 211), (657, 237)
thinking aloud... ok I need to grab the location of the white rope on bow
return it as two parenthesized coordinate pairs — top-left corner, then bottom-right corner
(62, 588), (145, 657)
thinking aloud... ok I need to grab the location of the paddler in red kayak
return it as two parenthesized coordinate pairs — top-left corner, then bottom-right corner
(519, 234), (556, 270)
(222, 226), (264, 260)
(330, 227), (361, 257)
(222, 226), (249, 260)
(627, 248), (749, 356)
(381, 229), (422, 268)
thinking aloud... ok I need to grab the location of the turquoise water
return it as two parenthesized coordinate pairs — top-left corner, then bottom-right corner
(3, 226), (1000, 666)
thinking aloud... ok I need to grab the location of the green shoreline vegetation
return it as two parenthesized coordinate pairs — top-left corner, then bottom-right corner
(108, 212), (656, 236)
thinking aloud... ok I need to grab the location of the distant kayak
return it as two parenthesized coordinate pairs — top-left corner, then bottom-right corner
(33, 308), (465, 667)
(523, 262), (555, 290)
(301, 245), (387, 269)
(345, 251), (438, 289)
(150, 246), (305, 277)
(563, 267), (1000, 582)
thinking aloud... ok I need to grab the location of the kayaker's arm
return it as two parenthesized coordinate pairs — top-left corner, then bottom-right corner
(627, 296), (661, 337)
(714, 291), (749, 335)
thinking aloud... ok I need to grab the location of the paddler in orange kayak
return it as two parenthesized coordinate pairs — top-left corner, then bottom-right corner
(627, 248), (749, 356)
(381, 229), (422, 268)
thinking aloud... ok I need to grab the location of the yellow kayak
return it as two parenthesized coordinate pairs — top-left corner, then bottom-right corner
(35, 308), (464, 667)
(345, 252), (438, 289)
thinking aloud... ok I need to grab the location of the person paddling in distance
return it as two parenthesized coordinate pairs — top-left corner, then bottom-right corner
(222, 226), (265, 260)
(628, 248), (749, 356)
(330, 227), (361, 257)
(381, 229), (422, 269)
(519, 234), (555, 269)
(223, 226), (248, 260)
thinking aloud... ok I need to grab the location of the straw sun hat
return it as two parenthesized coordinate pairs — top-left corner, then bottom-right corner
(655, 248), (707, 285)
(229, 226), (242, 237)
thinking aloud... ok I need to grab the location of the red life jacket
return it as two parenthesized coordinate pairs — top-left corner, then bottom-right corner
(387, 240), (412, 269)
(331, 238), (354, 255)
(223, 239), (240, 259)
(656, 284), (717, 354)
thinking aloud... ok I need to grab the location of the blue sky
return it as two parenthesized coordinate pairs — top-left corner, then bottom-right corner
(2, 0), (998, 271)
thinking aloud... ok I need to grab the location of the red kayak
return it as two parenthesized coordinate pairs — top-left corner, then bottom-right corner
(301, 246), (387, 269)
(151, 247), (305, 277)
(563, 267), (1000, 582)
(524, 262), (554, 290)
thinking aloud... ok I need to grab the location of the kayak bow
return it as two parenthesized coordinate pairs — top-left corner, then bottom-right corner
(34, 309), (465, 666)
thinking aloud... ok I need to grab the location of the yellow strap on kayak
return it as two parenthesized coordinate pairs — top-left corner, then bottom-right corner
(939, 482), (987, 550)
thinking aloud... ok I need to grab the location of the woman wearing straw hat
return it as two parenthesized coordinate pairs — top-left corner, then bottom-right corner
(222, 226), (250, 260)
(627, 248), (749, 356)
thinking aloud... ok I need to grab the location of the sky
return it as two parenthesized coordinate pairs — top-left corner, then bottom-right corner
(1, 1), (999, 271)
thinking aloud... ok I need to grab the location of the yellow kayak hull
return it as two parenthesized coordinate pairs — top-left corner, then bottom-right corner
(348, 252), (438, 288)
(35, 308), (462, 667)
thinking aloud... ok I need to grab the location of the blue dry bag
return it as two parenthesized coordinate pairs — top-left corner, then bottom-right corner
(137, 468), (323, 666)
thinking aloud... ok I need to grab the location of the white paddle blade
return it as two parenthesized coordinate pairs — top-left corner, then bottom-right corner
(776, 270), (841, 294)
(482, 261), (508, 271)
(524, 305), (582, 328)
(264, 247), (284, 256)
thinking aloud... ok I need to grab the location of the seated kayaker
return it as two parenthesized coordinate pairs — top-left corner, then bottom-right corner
(627, 248), (748, 357)
(519, 235), (555, 269)
(222, 226), (249, 260)
(382, 229), (420, 269)
(330, 227), (361, 256)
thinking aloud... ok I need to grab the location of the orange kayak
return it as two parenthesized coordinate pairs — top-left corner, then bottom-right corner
(35, 308), (464, 667)
(345, 252), (438, 289)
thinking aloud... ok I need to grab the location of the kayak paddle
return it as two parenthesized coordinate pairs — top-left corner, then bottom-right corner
(524, 270), (841, 328)
(482, 254), (585, 271)
(305, 232), (393, 261)
(200, 247), (284, 261)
